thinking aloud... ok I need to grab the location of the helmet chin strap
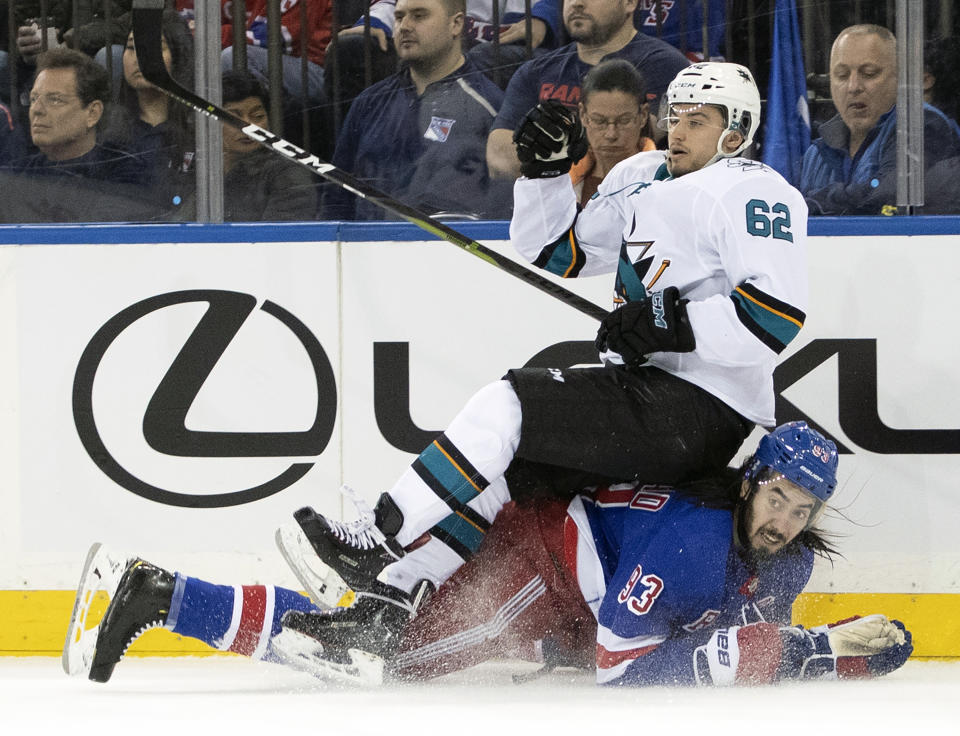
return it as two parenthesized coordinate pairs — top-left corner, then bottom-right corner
(704, 128), (747, 167)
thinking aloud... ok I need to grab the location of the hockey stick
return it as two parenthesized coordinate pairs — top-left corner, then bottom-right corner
(131, 0), (607, 322)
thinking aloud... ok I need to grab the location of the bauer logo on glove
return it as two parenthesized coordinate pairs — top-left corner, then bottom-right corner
(513, 100), (589, 179)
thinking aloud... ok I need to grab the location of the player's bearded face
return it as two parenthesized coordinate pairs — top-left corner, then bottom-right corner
(740, 475), (814, 559)
(663, 103), (728, 177)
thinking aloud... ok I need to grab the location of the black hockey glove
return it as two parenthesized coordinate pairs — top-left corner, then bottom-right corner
(513, 100), (589, 179)
(595, 287), (696, 367)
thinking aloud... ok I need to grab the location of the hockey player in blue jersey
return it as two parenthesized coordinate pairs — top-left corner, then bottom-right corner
(280, 421), (912, 685)
(64, 423), (913, 687)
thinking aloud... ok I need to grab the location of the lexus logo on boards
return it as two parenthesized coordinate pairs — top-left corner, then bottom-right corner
(72, 290), (337, 508)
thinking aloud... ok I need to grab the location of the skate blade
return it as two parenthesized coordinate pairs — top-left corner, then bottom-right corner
(271, 628), (384, 687)
(275, 523), (353, 609)
(61, 543), (133, 676)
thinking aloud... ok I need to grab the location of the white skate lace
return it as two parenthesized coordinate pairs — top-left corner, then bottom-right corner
(325, 485), (388, 550)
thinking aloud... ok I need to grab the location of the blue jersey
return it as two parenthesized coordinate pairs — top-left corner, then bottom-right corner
(492, 32), (689, 133)
(567, 485), (814, 686)
(633, 0), (726, 59)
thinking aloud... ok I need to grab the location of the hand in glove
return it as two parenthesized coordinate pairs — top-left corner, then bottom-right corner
(694, 616), (913, 686)
(513, 100), (589, 179)
(785, 615), (913, 680)
(595, 287), (696, 366)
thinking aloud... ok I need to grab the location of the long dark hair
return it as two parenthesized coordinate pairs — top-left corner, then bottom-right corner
(925, 36), (960, 124)
(676, 455), (840, 561)
(107, 9), (194, 150)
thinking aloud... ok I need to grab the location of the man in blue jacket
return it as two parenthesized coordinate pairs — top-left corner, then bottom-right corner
(798, 24), (960, 215)
(321, 0), (512, 221)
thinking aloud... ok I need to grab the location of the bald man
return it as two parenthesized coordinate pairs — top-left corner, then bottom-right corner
(798, 24), (960, 215)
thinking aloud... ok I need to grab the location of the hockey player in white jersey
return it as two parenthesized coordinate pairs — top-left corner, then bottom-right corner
(277, 63), (810, 659)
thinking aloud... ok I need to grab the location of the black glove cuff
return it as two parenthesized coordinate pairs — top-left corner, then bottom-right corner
(520, 158), (575, 179)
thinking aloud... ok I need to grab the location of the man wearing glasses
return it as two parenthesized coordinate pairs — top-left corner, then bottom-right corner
(20, 48), (140, 185)
(486, 0), (688, 179)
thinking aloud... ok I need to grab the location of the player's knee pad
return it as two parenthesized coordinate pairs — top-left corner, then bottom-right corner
(446, 380), (522, 463)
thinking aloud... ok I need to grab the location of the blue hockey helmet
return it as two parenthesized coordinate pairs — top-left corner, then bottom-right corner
(746, 421), (839, 504)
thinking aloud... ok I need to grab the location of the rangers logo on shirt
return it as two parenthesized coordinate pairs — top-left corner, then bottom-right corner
(424, 117), (456, 143)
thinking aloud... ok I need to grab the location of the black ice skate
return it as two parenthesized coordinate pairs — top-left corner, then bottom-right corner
(278, 579), (432, 664)
(290, 485), (406, 593)
(87, 557), (175, 683)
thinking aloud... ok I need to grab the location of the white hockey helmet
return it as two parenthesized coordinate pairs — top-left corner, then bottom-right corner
(661, 62), (762, 160)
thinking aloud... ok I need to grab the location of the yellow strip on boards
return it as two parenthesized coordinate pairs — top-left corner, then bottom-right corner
(791, 593), (960, 658)
(1, 590), (957, 658)
(0, 589), (354, 657)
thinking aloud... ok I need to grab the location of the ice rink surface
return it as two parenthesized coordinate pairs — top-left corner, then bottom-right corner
(1, 656), (957, 735)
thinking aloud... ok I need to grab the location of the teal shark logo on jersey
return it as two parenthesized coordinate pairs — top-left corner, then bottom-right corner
(615, 240), (654, 302)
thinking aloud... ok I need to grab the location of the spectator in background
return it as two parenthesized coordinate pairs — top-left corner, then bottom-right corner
(61, 1), (133, 58)
(176, 70), (317, 222)
(322, 0), (512, 221)
(324, 0), (562, 134)
(633, 0), (726, 62)
(570, 59), (653, 204)
(0, 47), (163, 222)
(103, 9), (194, 211)
(0, 99), (28, 165)
(2, 4), (72, 106)
(13, 2), (134, 65)
(17, 48), (139, 182)
(923, 35), (960, 136)
(918, 36), (960, 215)
(798, 24), (960, 216)
(218, 0), (332, 117)
(486, 0), (689, 179)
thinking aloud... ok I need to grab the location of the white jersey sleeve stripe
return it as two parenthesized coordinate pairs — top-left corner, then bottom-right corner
(595, 624), (667, 683)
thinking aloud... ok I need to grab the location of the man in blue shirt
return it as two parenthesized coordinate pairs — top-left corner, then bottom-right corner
(486, 0), (689, 179)
(321, 0), (511, 221)
(0, 47), (161, 222)
(18, 48), (141, 185)
(798, 24), (960, 215)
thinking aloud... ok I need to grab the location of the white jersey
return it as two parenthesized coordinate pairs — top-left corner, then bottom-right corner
(510, 151), (809, 425)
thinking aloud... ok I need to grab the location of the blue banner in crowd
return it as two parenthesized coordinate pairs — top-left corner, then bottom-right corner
(762, 0), (810, 186)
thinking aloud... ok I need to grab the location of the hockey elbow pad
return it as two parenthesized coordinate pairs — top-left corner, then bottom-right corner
(595, 287), (696, 367)
(781, 615), (913, 681)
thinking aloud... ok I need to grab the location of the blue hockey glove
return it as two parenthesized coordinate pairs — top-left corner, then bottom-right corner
(513, 100), (589, 179)
(595, 287), (695, 367)
(782, 615), (913, 680)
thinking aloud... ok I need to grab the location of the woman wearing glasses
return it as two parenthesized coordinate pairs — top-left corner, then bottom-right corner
(570, 59), (653, 204)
